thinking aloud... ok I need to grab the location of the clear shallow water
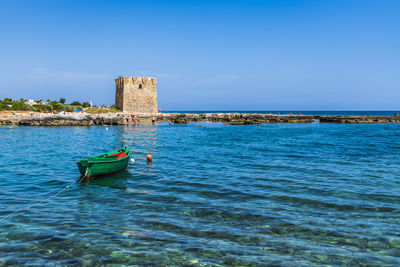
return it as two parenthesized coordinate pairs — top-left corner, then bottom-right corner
(0, 122), (399, 266)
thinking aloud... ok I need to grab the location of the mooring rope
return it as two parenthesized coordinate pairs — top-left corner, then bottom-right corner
(0, 180), (77, 223)
(0, 155), (131, 222)
(77, 168), (89, 183)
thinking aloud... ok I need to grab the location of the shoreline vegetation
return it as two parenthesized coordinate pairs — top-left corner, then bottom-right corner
(0, 98), (120, 114)
(1, 110), (400, 126)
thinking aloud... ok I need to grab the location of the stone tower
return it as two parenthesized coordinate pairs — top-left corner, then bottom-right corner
(115, 76), (158, 113)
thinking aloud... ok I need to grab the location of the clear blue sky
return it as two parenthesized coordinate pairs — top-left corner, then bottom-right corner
(0, 0), (399, 110)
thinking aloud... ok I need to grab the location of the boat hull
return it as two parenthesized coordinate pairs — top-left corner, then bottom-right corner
(77, 148), (131, 177)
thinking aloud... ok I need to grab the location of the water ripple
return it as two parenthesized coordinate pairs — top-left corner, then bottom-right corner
(0, 123), (400, 265)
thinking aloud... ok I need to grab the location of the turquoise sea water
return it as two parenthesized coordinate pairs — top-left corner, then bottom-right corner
(0, 122), (399, 266)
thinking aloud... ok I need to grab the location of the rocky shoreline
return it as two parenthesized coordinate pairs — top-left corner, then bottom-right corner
(159, 113), (400, 124)
(1, 111), (400, 126)
(0, 112), (126, 126)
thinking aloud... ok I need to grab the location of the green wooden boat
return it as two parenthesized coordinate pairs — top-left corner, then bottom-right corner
(77, 147), (131, 177)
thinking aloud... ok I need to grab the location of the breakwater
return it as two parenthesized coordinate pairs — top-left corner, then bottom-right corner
(1, 111), (400, 126)
(159, 113), (400, 124)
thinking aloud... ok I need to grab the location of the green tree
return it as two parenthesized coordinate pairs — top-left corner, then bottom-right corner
(50, 101), (59, 107)
(53, 103), (66, 112)
(70, 101), (81, 106)
(12, 102), (24, 110)
(33, 104), (46, 112)
(0, 101), (7, 111)
(3, 98), (13, 104)
(59, 98), (66, 104)
(82, 102), (91, 108)
(12, 102), (33, 111)
(65, 105), (74, 112)
(46, 104), (53, 112)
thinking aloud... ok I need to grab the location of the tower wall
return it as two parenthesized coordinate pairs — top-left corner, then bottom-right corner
(115, 77), (158, 113)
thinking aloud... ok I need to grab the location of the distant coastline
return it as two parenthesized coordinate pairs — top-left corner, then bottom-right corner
(1, 110), (400, 126)
(166, 110), (400, 116)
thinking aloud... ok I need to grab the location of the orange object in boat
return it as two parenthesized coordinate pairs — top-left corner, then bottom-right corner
(116, 153), (128, 159)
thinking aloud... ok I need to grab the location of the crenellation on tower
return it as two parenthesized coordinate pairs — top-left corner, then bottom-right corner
(115, 76), (158, 113)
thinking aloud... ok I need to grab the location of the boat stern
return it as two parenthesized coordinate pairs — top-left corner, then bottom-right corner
(77, 160), (88, 176)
